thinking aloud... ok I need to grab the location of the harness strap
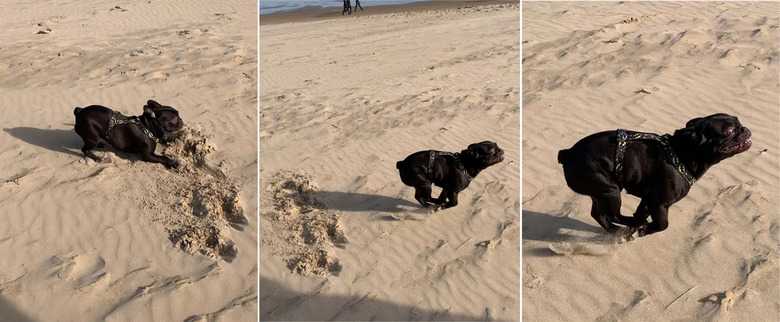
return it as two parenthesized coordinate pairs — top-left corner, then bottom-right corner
(428, 150), (473, 181)
(105, 111), (160, 143)
(614, 129), (695, 187)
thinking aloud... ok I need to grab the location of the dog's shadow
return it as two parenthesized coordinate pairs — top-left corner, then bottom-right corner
(523, 210), (619, 257)
(4, 126), (84, 158)
(5, 126), (149, 163)
(314, 191), (420, 215)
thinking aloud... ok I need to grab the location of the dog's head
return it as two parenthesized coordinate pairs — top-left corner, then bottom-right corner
(143, 100), (184, 134)
(460, 141), (505, 169)
(674, 113), (751, 162)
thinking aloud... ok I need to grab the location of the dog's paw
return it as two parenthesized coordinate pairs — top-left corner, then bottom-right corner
(85, 155), (111, 165)
(621, 225), (641, 241)
(605, 225), (621, 234)
(637, 226), (648, 237)
(624, 231), (637, 241)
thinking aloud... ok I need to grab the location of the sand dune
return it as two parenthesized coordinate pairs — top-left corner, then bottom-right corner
(260, 3), (520, 320)
(0, 0), (257, 320)
(523, 2), (778, 321)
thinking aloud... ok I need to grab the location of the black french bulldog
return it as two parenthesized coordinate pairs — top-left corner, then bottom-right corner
(73, 100), (184, 169)
(397, 141), (505, 210)
(558, 113), (752, 238)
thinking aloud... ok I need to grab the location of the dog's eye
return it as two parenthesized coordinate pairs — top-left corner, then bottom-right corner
(724, 128), (734, 135)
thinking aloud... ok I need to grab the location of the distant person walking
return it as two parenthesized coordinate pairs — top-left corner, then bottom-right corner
(342, 0), (352, 15)
(355, 0), (363, 11)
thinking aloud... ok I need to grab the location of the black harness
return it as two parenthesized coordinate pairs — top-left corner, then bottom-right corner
(615, 129), (695, 187)
(428, 150), (473, 181)
(105, 111), (160, 143)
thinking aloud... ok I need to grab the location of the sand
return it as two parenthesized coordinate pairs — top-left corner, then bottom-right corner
(259, 2), (520, 321)
(0, 0), (257, 321)
(523, 2), (779, 321)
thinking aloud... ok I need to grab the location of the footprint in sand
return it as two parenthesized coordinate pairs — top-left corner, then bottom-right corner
(596, 290), (649, 322)
(548, 241), (614, 256)
(391, 213), (427, 221)
(48, 254), (109, 290)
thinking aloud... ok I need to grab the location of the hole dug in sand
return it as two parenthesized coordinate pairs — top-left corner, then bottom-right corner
(154, 125), (246, 262)
(267, 171), (347, 276)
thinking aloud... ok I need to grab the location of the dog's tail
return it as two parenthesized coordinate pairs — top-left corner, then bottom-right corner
(557, 149), (569, 164)
(396, 160), (403, 169)
(74, 107), (83, 115)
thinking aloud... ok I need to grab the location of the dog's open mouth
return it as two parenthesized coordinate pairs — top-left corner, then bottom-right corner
(721, 136), (752, 154)
(488, 151), (505, 164)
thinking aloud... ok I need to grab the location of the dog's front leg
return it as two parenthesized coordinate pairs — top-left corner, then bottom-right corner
(142, 152), (179, 169)
(440, 190), (459, 209)
(139, 145), (179, 169)
(638, 203), (669, 236)
(433, 189), (448, 205)
(612, 200), (649, 228)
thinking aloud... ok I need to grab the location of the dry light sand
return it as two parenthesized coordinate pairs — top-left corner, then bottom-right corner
(0, 0), (257, 321)
(260, 1), (520, 321)
(523, 2), (779, 322)
(4, 0), (778, 321)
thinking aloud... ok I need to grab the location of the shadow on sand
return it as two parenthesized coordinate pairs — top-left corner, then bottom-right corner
(4, 126), (83, 158)
(0, 296), (34, 322)
(522, 210), (610, 257)
(314, 191), (420, 213)
(259, 277), (487, 321)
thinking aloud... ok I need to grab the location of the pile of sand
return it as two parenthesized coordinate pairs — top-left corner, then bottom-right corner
(158, 126), (246, 261)
(96, 125), (247, 262)
(265, 170), (347, 276)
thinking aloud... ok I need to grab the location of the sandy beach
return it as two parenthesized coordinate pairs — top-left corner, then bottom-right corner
(260, 1), (520, 320)
(6, 0), (778, 320)
(0, 0), (257, 320)
(523, 2), (779, 321)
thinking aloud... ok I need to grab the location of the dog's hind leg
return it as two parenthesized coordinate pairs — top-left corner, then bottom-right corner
(590, 194), (622, 233)
(413, 185), (437, 208)
(414, 185), (432, 208)
(80, 137), (102, 161)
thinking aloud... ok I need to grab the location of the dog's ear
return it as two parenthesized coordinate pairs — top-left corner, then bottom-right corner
(686, 114), (731, 128)
(461, 148), (479, 161)
(685, 117), (705, 128)
(675, 127), (707, 145)
(143, 104), (157, 118)
(462, 144), (483, 161)
(147, 100), (163, 109)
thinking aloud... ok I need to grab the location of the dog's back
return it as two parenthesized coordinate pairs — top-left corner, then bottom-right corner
(74, 105), (112, 124)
